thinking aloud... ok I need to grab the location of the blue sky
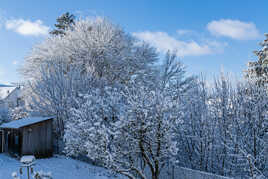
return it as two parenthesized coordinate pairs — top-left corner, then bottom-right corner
(0, 0), (267, 84)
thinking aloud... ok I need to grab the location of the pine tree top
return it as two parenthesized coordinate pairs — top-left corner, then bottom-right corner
(50, 12), (75, 36)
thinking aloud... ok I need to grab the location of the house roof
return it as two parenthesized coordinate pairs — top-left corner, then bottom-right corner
(0, 116), (54, 129)
(0, 84), (14, 87)
(0, 87), (17, 100)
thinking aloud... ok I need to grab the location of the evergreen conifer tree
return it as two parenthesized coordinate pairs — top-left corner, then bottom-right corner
(246, 34), (268, 87)
(50, 12), (75, 36)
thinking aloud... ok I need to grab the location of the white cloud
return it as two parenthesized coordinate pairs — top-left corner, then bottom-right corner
(207, 19), (260, 40)
(133, 31), (224, 57)
(176, 29), (194, 35)
(12, 60), (18, 65)
(5, 19), (49, 36)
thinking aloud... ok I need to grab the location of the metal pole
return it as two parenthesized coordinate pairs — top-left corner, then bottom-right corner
(1, 130), (3, 153)
(27, 166), (30, 179)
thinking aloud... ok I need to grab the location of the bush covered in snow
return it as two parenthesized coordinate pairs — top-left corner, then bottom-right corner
(12, 170), (53, 179)
(33, 171), (52, 179)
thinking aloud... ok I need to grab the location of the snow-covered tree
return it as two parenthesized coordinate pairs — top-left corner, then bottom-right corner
(176, 76), (214, 172)
(23, 60), (102, 138)
(245, 33), (268, 87)
(9, 106), (28, 120)
(64, 84), (181, 179)
(209, 74), (236, 176)
(229, 81), (268, 178)
(64, 52), (194, 179)
(158, 51), (195, 92)
(21, 17), (157, 84)
(174, 72), (268, 178)
(64, 85), (124, 161)
(21, 17), (158, 142)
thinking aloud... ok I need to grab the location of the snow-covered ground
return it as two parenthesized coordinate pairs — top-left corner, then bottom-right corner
(0, 153), (232, 179)
(0, 154), (122, 179)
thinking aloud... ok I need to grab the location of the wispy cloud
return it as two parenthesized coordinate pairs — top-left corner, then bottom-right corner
(176, 29), (194, 36)
(12, 60), (19, 65)
(5, 19), (49, 36)
(207, 19), (260, 40)
(133, 31), (225, 57)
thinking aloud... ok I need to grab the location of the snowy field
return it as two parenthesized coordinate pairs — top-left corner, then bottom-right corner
(0, 154), (122, 179)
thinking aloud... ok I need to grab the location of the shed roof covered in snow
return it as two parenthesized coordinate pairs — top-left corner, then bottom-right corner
(0, 116), (54, 129)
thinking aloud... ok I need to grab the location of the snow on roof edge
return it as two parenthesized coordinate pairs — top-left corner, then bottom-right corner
(0, 87), (17, 100)
(0, 116), (55, 129)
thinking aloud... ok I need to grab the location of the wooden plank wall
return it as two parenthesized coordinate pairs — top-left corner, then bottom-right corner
(22, 120), (53, 158)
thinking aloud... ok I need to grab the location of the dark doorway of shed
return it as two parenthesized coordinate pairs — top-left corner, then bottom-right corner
(7, 130), (20, 156)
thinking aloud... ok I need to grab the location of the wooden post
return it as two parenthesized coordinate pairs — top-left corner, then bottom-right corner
(20, 155), (36, 179)
(27, 166), (30, 179)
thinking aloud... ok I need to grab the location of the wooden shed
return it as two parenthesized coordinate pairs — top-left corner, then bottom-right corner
(0, 116), (54, 158)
